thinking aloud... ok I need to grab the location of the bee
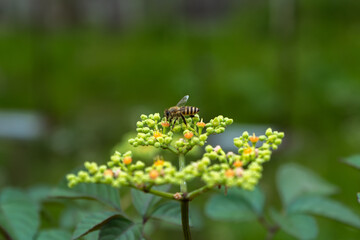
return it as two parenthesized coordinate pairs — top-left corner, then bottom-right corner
(164, 95), (199, 128)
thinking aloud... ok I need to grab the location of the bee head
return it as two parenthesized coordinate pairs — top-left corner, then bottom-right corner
(164, 109), (170, 120)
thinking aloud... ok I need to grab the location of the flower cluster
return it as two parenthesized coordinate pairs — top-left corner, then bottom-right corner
(127, 113), (233, 154)
(67, 111), (284, 191)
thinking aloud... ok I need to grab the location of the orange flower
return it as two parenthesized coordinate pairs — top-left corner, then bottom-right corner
(225, 169), (235, 178)
(123, 156), (132, 165)
(103, 169), (114, 177)
(233, 161), (243, 167)
(154, 159), (165, 167)
(153, 131), (162, 138)
(249, 133), (259, 143)
(184, 132), (194, 139)
(161, 122), (170, 128)
(196, 122), (206, 128)
(244, 147), (253, 154)
(149, 170), (159, 179)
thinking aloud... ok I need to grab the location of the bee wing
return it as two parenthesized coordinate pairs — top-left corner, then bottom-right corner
(176, 95), (189, 107)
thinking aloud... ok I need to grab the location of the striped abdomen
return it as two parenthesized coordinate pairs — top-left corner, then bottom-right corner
(181, 106), (199, 116)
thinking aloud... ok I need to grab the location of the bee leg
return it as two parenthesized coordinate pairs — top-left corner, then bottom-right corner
(180, 114), (187, 126)
(171, 117), (177, 129)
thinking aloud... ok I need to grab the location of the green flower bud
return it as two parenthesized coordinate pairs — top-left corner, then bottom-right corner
(199, 134), (208, 141)
(66, 174), (76, 181)
(135, 161), (145, 169)
(111, 155), (120, 162)
(154, 113), (161, 121)
(199, 141), (205, 146)
(202, 157), (211, 165)
(99, 165), (107, 172)
(136, 121), (144, 127)
(167, 131), (174, 137)
(205, 145), (213, 153)
(148, 114), (154, 119)
(271, 144), (278, 150)
(234, 139), (242, 148)
(128, 138), (135, 144)
(278, 132), (285, 138)
(107, 161), (114, 167)
(142, 127), (150, 133)
(191, 137), (200, 145)
(154, 142), (161, 148)
(165, 137), (172, 144)
(225, 118), (233, 125)
(261, 143), (270, 149)
(146, 119), (155, 127)
(268, 135), (276, 142)
(265, 128), (272, 136)
(206, 127), (214, 134)
(209, 152), (218, 160)
(173, 125), (182, 132)
(275, 138), (282, 145)
(215, 128), (222, 134)
(264, 155), (270, 161)
(259, 135), (266, 141)
(212, 118), (220, 127)
(140, 114), (147, 120)
(242, 131), (249, 138)
(148, 138), (155, 145)
(157, 137), (164, 144)
(136, 128), (143, 132)
(205, 123), (212, 127)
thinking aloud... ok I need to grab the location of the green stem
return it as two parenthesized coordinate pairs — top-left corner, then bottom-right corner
(187, 185), (212, 200)
(130, 185), (176, 200)
(179, 154), (187, 193)
(165, 145), (179, 154)
(179, 153), (191, 240)
(181, 200), (191, 240)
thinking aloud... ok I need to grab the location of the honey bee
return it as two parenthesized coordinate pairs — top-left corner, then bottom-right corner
(164, 95), (199, 128)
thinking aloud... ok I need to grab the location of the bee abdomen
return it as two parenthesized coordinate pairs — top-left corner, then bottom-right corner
(182, 106), (199, 116)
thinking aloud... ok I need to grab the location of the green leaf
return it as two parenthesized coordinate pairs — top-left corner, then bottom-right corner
(270, 209), (318, 240)
(131, 185), (170, 217)
(51, 183), (121, 211)
(205, 193), (256, 222)
(277, 163), (338, 207)
(99, 218), (142, 240)
(0, 188), (40, 240)
(27, 185), (52, 203)
(227, 187), (265, 215)
(150, 201), (182, 225)
(342, 154), (360, 170)
(72, 211), (125, 239)
(37, 229), (72, 240)
(288, 196), (360, 229)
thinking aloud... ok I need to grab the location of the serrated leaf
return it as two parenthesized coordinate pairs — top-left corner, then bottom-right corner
(0, 188), (40, 240)
(131, 185), (170, 217)
(150, 201), (183, 225)
(37, 229), (72, 240)
(51, 183), (121, 211)
(277, 163), (338, 207)
(99, 218), (142, 240)
(205, 193), (256, 222)
(342, 155), (360, 170)
(270, 209), (318, 240)
(288, 196), (360, 229)
(72, 211), (125, 239)
(227, 187), (265, 215)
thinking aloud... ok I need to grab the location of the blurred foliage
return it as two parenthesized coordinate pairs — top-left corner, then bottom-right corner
(1, 0), (360, 239)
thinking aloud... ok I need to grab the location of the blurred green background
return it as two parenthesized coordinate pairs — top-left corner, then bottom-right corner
(1, 0), (360, 239)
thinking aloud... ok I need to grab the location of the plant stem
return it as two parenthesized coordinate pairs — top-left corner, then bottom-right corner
(181, 200), (191, 240)
(179, 153), (191, 240)
(179, 153), (187, 193)
(130, 185), (176, 200)
(187, 185), (212, 200)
